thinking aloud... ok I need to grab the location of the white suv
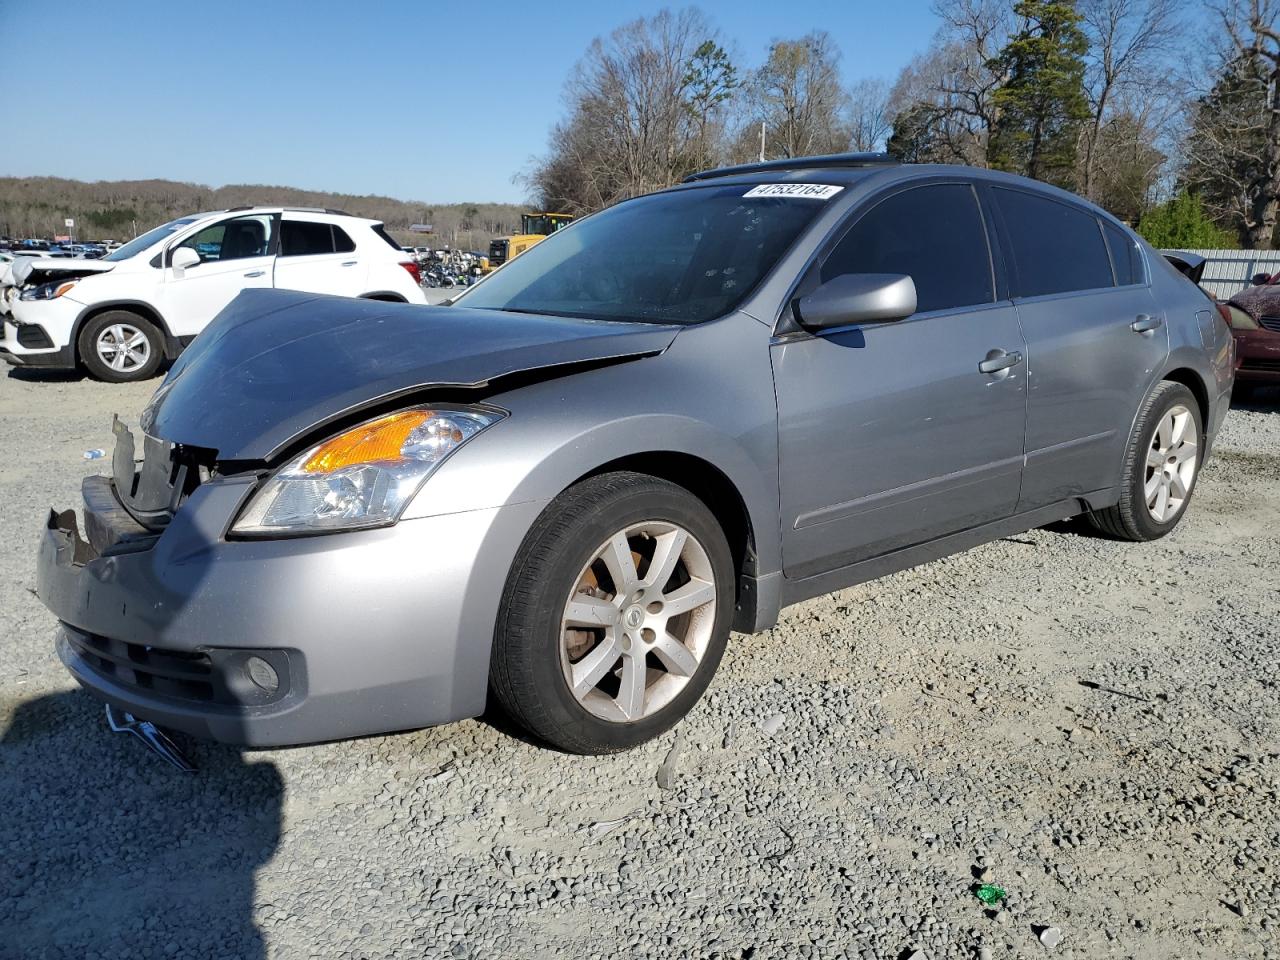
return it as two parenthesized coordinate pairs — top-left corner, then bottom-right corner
(1, 207), (426, 382)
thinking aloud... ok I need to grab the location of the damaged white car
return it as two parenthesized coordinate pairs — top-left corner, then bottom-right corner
(1, 207), (426, 381)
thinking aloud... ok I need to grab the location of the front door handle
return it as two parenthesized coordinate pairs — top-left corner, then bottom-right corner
(978, 349), (1024, 374)
(244, 270), (266, 278)
(341, 260), (358, 267)
(1131, 314), (1164, 333)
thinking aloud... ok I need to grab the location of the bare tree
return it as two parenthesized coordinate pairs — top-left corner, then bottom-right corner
(886, 0), (1014, 165)
(527, 10), (717, 212)
(1210, 0), (1280, 247)
(1078, 0), (1182, 200)
(746, 31), (851, 158)
(847, 78), (893, 151)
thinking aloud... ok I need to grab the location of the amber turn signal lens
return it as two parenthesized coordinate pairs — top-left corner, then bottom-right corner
(301, 410), (433, 473)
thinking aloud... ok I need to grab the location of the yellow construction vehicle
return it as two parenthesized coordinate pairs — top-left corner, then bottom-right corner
(486, 212), (574, 270)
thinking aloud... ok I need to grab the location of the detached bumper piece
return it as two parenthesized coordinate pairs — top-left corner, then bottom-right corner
(105, 704), (196, 772)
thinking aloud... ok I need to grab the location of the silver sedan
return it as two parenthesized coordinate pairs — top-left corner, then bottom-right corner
(37, 155), (1234, 753)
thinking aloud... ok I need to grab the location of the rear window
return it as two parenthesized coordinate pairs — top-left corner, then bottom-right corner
(372, 224), (403, 252)
(281, 221), (356, 256)
(992, 188), (1114, 297)
(1102, 221), (1144, 286)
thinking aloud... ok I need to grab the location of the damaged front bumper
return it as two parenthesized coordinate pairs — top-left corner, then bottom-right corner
(37, 468), (544, 746)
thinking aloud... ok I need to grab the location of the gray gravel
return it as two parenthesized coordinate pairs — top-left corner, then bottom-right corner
(2, 368), (1278, 960)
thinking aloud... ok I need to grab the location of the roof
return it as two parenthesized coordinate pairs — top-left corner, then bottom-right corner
(682, 152), (900, 183)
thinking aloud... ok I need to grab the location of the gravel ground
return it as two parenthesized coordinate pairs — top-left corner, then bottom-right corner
(1, 366), (1277, 960)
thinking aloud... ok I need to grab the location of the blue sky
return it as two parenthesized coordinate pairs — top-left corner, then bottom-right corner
(5, 0), (944, 204)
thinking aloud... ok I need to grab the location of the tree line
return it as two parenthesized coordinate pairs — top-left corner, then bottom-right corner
(0, 176), (524, 251)
(527, 0), (1280, 251)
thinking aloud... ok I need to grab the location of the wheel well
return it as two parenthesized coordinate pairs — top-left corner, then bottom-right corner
(1162, 368), (1210, 427)
(580, 453), (758, 594)
(74, 302), (173, 359)
(360, 292), (408, 303)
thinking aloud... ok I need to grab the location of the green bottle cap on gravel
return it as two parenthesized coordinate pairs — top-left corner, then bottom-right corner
(975, 884), (1007, 904)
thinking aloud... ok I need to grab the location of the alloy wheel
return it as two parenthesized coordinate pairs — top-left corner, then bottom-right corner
(95, 323), (151, 374)
(1144, 403), (1198, 523)
(559, 520), (717, 723)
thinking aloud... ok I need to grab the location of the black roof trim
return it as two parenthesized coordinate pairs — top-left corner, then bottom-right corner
(220, 205), (354, 216)
(683, 152), (900, 183)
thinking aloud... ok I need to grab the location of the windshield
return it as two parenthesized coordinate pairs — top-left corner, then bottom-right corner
(105, 217), (199, 262)
(458, 185), (830, 324)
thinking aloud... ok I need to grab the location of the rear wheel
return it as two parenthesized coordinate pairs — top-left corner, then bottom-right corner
(490, 471), (734, 754)
(78, 310), (163, 382)
(1088, 381), (1202, 541)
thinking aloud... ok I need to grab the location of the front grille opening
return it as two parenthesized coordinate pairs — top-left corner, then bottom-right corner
(64, 629), (295, 708)
(75, 633), (215, 702)
(16, 324), (54, 349)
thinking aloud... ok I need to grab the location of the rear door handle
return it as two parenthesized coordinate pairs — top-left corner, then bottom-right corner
(341, 260), (358, 267)
(1131, 314), (1164, 333)
(244, 270), (265, 278)
(978, 350), (1023, 374)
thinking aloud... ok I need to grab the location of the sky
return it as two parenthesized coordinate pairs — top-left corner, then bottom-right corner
(4, 0), (947, 204)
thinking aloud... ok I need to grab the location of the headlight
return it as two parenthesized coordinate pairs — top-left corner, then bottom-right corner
(232, 406), (504, 535)
(20, 280), (78, 301)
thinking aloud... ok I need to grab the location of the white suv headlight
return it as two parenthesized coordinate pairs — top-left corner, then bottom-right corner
(232, 406), (504, 535)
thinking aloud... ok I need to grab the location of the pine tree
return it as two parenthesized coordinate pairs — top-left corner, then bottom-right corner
(988, 0), (1090, 188)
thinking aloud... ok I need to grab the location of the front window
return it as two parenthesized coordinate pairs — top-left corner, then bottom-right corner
(174, 214), (275, 264)
(104, 218), (198, 262)
(521, 214), (573, 236)
(457, 186), (829, 325)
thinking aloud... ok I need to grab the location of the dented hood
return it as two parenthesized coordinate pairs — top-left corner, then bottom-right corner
(143, 288), (679, 461)
(12, 257), (115, 287)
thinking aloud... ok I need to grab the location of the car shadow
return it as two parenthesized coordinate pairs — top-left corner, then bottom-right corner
(0, 691), (282, 958)
(5, 366), (86, 383)
(1230, 383), (1280, 412)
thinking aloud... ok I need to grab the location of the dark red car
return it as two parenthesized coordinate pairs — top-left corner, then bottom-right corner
(1163, 252), (1279, 392)
(1224, 276), (1280, 387)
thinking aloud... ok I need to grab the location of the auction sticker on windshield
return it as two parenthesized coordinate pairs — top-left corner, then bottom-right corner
(743, 184), (844, 200)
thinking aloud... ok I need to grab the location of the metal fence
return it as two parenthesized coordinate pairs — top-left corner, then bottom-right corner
(1173, 248), (1280, 299)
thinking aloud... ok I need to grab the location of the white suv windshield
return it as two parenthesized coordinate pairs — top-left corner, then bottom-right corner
(104, 217), (200, 262)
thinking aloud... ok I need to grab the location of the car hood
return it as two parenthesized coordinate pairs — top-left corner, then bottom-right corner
(1227, 282), (1280, 322)
(11, 256), (115, 287)
(143, 288), (680, 461)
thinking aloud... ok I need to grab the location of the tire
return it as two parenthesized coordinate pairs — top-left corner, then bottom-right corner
(78, 310), (164, 383)
(490, 471), (735, 754)
(1087, 381), (1203, 541)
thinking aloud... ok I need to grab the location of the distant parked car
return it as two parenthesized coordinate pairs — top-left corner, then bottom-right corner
(1, 207), (426, 381)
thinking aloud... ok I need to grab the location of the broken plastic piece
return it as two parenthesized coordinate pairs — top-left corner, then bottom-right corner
(105, 703), (196, 772)
(974, 883), (1007, 905)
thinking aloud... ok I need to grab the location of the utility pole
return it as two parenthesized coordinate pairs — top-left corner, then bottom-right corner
(759, 122), (766, 162)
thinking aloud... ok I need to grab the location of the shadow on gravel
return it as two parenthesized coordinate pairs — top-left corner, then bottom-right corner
(1230, 384), (1280, 412)
(0, 691), (281, 958)
(5, 366), (87, 383)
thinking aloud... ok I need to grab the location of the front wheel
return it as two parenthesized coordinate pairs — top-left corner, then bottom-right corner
(1088, 380), (1203, 541)
(490, 471), (734, 754)
(78, 310), (164, 382)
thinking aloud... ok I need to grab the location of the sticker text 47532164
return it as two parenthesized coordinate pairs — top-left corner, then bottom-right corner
(742, 184), (844, 200)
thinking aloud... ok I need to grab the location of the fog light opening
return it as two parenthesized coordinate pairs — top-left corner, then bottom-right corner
(245, 656), (280, 694)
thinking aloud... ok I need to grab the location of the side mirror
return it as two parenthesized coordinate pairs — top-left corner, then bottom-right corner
(1252, 272), (1272, 286)
(796, 273), (917, 330)
(170, 247), (201, 272)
